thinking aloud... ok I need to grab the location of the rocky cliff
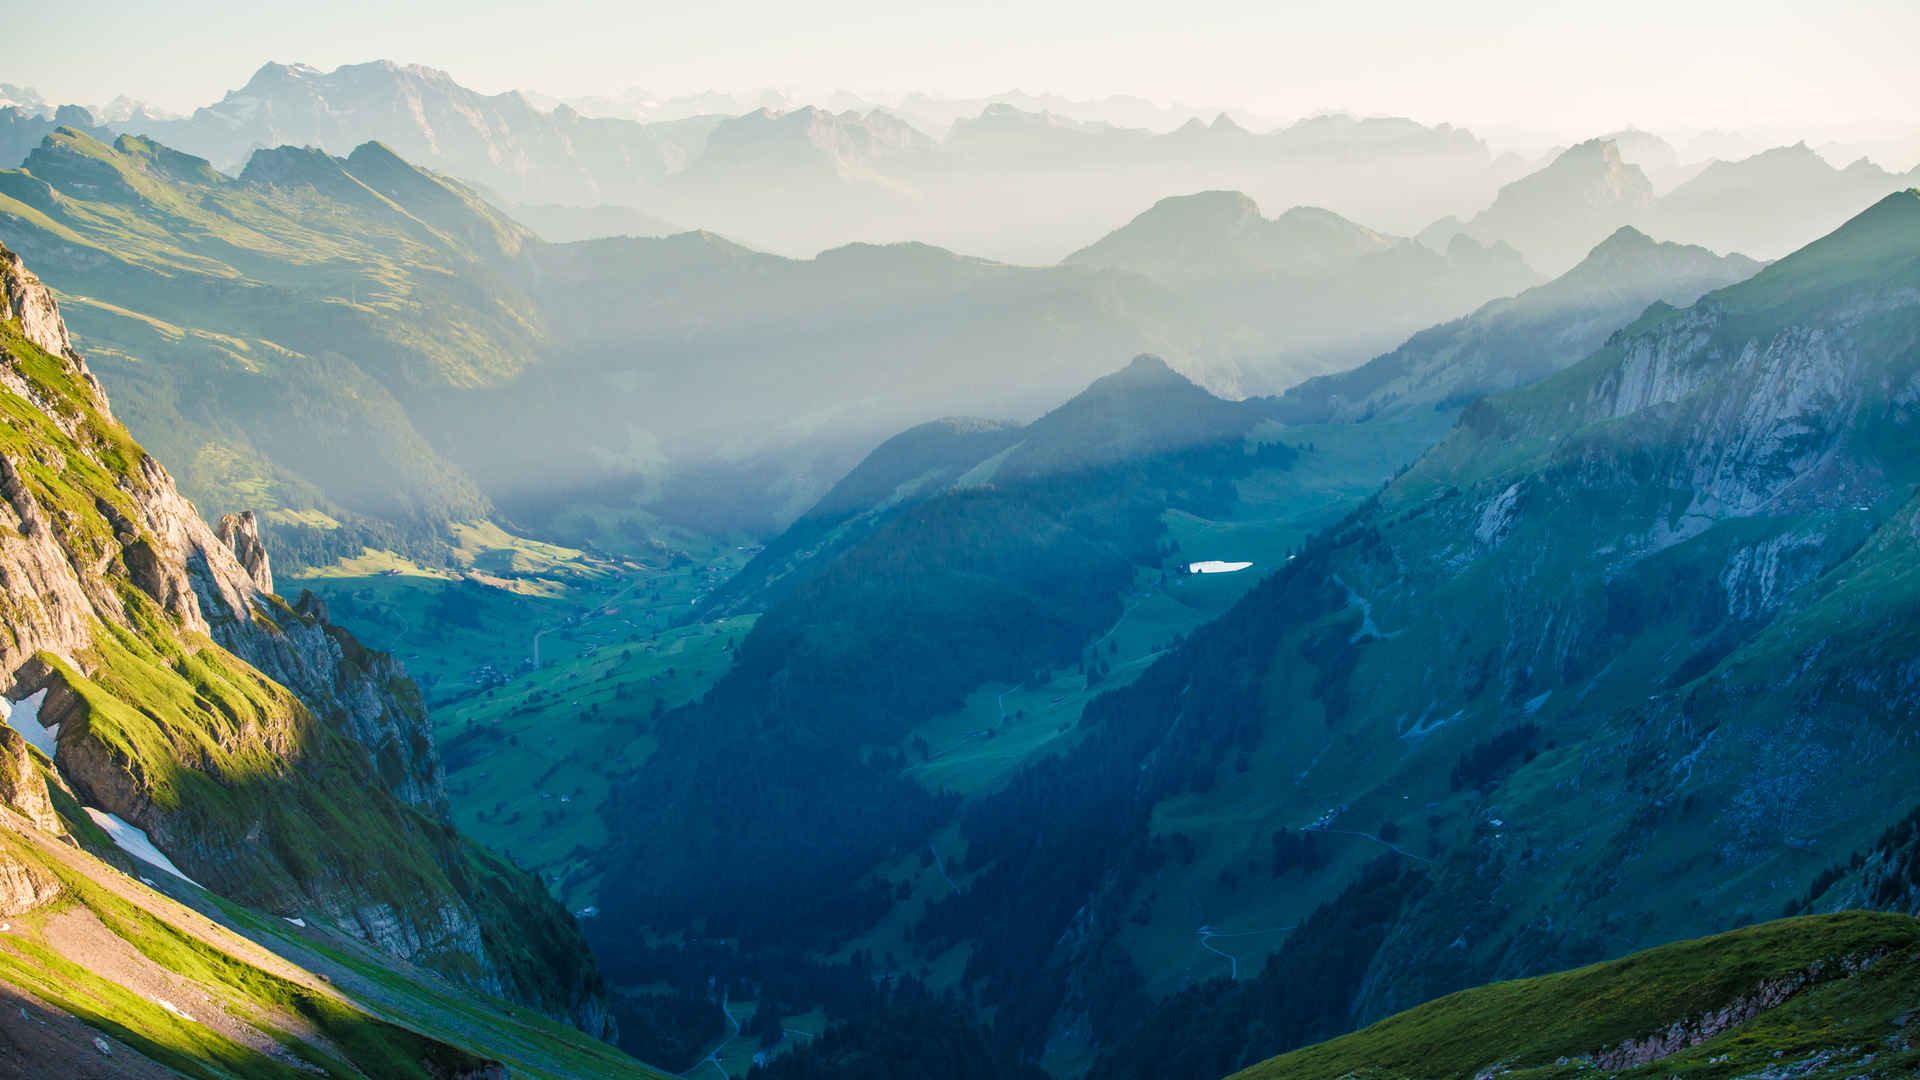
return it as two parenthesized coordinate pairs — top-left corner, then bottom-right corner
(0, 239), (610, 1037)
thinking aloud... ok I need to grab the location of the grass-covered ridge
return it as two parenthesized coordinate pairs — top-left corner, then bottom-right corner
(0, 126), (531, 558)
(1234, 912), (1920, 1080)
(0, 803), (667, 1079)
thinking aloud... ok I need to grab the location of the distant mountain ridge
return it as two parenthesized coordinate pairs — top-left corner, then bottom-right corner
(1065, 193), (1395, 280)
(129, 60), (716, 206)
(1277, 224), (1764, 423)
(56, 60), (1503, 258)
(1433, 136), (1920, 273)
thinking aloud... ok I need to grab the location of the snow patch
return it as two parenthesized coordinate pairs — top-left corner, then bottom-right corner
(1, 690), (57, 759)
(283, 917), (307, 928)
(83, 809), (201, 887)
(1189, 561), (1252, 574)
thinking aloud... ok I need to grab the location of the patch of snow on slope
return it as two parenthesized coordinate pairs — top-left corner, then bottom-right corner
(0, 690), (56, 759)
(1189, 561), (1253, 574)
(83, 809), (201, 887)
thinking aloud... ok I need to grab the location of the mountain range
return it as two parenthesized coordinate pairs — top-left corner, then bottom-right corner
(5, 50), (1920, 1080)
(565, 190), (1920, 1077)
(0, 127), (1544, 568)
(2, 62), (1508, 259)
(7, 63), (1915, 266)
(1276, 225), (1763, 424)
(1432, 136), (1920, 274)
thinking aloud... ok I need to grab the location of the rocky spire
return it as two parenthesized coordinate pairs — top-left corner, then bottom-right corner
(216, 510), (274, 594)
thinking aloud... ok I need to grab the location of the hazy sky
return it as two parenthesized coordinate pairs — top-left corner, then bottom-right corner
(10, 0), (1919, 142)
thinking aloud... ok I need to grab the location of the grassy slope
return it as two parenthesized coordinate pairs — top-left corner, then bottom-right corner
(0, 127), (532, 552)
(441, 611), (758, 907)
(1235, 912), (1920, 1080)
(0, 809), (666, 1079)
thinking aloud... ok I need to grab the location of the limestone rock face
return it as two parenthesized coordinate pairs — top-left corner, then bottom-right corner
(216, 510), (274, 594)
(0, 726), (59, 835)
(0, 242), (76, 363)
(0, 845), (60, 917)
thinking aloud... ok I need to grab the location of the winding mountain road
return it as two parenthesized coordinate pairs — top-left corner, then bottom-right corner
(685, 989), (740, 1080)
(1196, 924), (1296, 980)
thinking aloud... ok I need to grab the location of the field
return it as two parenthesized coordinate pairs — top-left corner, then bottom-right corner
(438, 612), (758, 908)
(290, 521), (754, 703)
(286, 518), (762, 908)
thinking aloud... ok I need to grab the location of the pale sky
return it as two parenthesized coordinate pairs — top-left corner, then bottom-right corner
(9, 0), (1919, 142)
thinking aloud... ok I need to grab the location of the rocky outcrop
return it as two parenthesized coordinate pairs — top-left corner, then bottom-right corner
(0, 844), (60, 917)
(0, 726), (59, 835)
(0, 242), (76, 362)
(1590, 957), (1873, 1068)
(215, 510), (273, 593)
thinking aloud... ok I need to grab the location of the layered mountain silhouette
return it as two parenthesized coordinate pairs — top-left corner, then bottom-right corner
(1277, 225), (1763, 423)
(1429, 137), (1920, 274)
(0, 130), (1551, 560)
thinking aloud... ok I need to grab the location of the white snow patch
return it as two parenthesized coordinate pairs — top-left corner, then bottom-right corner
(283, 917), (307, 928)
(83, 809), (201, 887)
(1189, 561), (1253, 575)
(1, 690), (57, 759)
(154, 999), (196, 1023)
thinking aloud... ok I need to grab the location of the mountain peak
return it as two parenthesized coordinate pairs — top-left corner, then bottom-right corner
(345, 139), (409, 169)
(1590, 224), (1656, 253)
(239, 143), (349, 188)
(1001, 354), (1254, 476)
(240, 61), (319, 90)
(1116, 352), (1178, 380)
(1561, 136), (1626, 167)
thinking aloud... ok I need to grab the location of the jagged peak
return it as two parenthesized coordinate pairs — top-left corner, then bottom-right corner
(239, 60), (321, 90)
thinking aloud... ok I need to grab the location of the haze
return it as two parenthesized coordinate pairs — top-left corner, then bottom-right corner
(12, 0), (1920, 149)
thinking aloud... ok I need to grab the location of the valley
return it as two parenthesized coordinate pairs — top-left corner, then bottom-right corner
(2, 26), (1919, 1080)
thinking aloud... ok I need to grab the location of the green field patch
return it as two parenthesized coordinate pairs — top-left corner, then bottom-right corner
(441, 614), (757, 906)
